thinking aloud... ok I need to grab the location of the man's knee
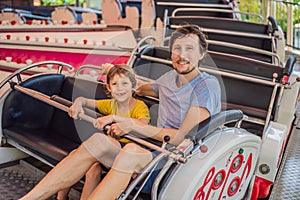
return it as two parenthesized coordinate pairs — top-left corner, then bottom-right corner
(112, 143), (152, 173)
(82, 133), (111, 157)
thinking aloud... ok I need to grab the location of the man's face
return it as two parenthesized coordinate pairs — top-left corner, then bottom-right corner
(171, 34), (204, 74)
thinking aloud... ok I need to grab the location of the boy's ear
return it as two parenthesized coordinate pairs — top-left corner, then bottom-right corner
(106, 84), (111, 92)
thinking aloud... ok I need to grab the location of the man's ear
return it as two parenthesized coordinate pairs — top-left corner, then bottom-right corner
(199, 51), (206, 61)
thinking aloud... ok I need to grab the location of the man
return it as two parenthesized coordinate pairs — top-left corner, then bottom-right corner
(20, 24), (221, 200)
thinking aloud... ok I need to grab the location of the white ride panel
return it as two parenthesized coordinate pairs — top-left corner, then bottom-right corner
(159, 128), (261, 200)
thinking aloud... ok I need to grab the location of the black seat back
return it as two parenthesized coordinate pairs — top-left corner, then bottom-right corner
(154, 0), (234, 22)
(132, 45), (173, 80)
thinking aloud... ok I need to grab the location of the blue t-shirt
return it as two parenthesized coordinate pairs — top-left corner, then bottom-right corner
(151, 70), (221, 129)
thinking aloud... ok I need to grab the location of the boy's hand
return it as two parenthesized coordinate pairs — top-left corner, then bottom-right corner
(93, 115), (114, 130)
(101, 63), (114, 74)
(107, 120), (133, 139)
(68, 98), (85, 119)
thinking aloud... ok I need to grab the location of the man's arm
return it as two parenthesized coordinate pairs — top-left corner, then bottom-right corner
(117, 106), (210, 146)
(136, 83), (158, 98)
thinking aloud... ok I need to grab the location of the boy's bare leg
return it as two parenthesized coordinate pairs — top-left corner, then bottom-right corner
(88, 143), (153, 200)
(20, 133), (121, 200)
(57, 187), (71, 200)
(80, 162), (102, 200)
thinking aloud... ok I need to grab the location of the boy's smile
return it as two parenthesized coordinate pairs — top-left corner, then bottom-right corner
(108, 74), (133, 104)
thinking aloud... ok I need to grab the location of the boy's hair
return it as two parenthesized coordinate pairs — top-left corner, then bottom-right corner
(106, 64), (137, 88)
(169, 24), (208, 53)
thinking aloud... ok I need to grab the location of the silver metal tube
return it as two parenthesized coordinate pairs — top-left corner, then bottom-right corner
(169, 24), (272, 39)
(75, 65), (105, 77)
(262, 84), (279, 134)
(152, 158), (176, 200)
(127, 35), (156, 67)
(139, 54), (279, 86)
(171, 8), (263, 21)
(157, 2), (231, 8)
(119, 153), (168, 200)
(13, 85), (174, 155)
(0, 61), (74, 89)
(206, 40), (280, 65)
(13, 85), (96, 124)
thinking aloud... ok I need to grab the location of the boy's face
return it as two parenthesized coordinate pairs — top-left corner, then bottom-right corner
(171, 34), (204, 74)
(108, 74), (133, 103)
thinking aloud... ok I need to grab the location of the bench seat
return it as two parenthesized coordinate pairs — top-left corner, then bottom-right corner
(2, 73), (159, 166)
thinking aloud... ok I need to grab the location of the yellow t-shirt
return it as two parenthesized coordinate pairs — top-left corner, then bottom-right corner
(96, 99), (150, 143)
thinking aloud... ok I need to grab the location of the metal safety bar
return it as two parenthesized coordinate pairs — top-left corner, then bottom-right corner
(11, 84), (185, 161)
(171, 7), (263, 21)
(0, 60), (74, 89)
(169, 24), (273, 39)
(138, 54), (280, 86)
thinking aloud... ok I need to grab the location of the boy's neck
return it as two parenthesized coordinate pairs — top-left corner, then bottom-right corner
(116, 97), (135, 114)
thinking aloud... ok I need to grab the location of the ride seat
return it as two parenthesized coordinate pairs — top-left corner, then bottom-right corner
(132, 45), (173, 80)
(51, 7), (77, 24)
(2, 74), (160, 166)
(101, 0), (139, 29)
(0, 12), (24, 24)
(82, 12), (98, 24)
(2, 74), (107, 165)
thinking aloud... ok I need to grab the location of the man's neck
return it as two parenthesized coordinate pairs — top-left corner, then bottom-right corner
(177, 69), (201, 87)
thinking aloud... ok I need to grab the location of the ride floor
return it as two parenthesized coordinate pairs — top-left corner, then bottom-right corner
(269, 118), (300, 199)
(1, 123), (300, 200)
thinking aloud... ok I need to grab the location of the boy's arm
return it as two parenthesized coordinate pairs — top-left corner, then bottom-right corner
(68, 97), (97, 119)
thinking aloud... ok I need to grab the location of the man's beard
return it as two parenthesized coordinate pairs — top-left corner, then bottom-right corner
(176, 66), (196, 74)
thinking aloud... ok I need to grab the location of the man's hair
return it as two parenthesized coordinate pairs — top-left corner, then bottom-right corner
(106, 64), (137, 88)
(169, 24), (208, 53)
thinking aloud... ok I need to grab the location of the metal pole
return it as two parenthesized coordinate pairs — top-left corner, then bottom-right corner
(287, 0), (294, 50)
(262, 0), (269, 22)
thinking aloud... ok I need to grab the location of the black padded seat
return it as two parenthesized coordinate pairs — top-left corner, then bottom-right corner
(205, 52), (283, 80)
(166, 16), (276, 63)
(2, 73), (161, 166)
(154, 0), (234, 22)
(3, 127), (79, 165)
(2, 74), (108, 165)
(132, 45), (173, 80)
(132, 45), (289, 126)
(169, 16), (269, 35)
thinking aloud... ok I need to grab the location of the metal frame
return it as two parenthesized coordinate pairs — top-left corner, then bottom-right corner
(171, 7), (263, 21)
(0, 60), (74, 89)
(131, 53), (283, 138)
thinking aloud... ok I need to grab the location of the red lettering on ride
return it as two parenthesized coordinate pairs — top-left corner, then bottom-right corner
(193, 153), (253, 200)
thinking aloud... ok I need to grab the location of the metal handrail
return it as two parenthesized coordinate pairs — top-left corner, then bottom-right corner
(126, 35), (156, 67)
(74, 64), (105, 77)
(0, 60), (74, 89)
(161, 35), (280, 65)
(171, 7), (263, 22)
(136, 54), (280, 86)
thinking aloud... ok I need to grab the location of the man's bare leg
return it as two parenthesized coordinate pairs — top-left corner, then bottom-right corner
(20, 133), (121, 200)
(88, 143), (153, 200)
